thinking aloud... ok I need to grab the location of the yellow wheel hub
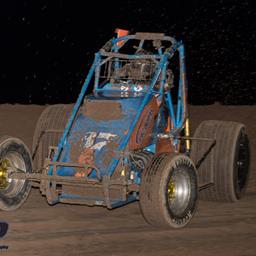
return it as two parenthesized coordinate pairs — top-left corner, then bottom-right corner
(168, 179), (176, 199)
(0, 159), (10, 189)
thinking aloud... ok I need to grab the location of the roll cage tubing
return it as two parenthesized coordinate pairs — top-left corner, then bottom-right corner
(48, 34), (188, 177)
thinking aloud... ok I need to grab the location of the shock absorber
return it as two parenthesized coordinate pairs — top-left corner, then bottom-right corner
(185, 117), (190, 153)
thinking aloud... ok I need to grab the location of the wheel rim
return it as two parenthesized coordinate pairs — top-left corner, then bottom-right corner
(236, 134), (249, 192)
(0, 152), (26, 197)
(167, 170), (191, 216)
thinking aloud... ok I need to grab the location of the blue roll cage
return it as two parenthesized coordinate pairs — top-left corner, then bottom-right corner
(49, 33), (188, 178)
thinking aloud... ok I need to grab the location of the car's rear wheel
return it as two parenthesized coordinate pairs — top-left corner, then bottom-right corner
(32, 104), (73, 170)
(191, 120), (250, 202)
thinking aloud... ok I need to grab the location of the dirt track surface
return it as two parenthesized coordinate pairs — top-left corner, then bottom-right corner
(0, 103), (256, 255)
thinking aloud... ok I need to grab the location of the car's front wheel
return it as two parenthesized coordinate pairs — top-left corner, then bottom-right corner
(140, 153), (198, 228)
(0, 136), (32, 211)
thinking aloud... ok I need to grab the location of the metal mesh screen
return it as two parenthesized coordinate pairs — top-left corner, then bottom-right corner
(99, 59), (157, 84)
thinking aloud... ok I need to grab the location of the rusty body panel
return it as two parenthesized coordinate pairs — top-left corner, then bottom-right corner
(128, 97), (159, 150)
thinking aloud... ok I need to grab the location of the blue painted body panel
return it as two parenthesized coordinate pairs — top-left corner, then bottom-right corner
(58, 95), (150, 177)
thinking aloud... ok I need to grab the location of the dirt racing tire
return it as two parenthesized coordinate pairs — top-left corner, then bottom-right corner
(32, 104), (74, 170)
(0, 136), (32, 211)
(140, 153), (198, 228)
(190, 120), (250, 202)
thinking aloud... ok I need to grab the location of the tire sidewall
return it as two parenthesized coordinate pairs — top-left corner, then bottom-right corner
(233, 129), (250, 199)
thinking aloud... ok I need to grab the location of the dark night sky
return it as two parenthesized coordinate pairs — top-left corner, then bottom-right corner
(0, 0), (255, 104)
